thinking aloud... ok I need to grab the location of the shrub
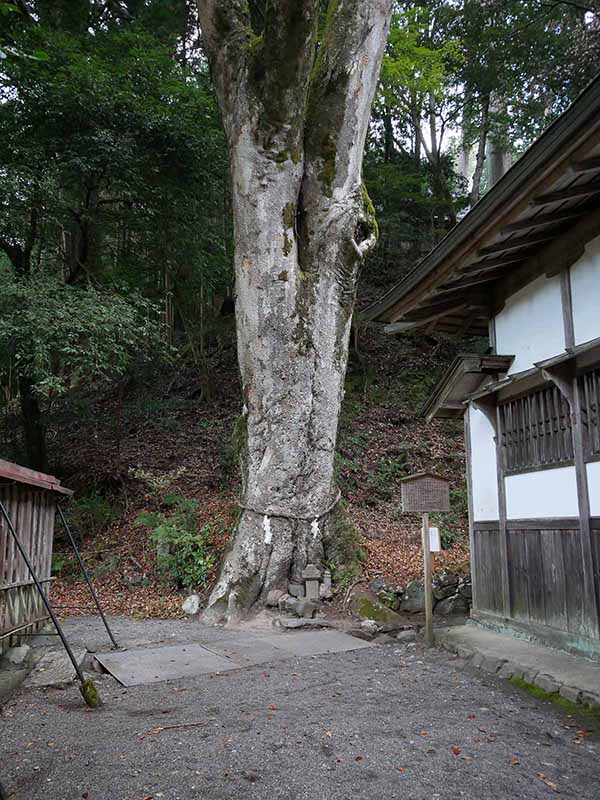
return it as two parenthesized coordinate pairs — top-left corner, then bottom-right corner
(68, 491), (119, 539)
(135, 494), (215, 591)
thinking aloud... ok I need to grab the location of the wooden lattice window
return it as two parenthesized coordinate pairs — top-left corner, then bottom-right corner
(579, 367), (600, 459)
(499, 385), (574, 474)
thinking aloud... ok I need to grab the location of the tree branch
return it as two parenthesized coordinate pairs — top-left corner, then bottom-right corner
(536, 1), (596, 11)
(305, 0), (393, 197)
(196, 1), (251, 122)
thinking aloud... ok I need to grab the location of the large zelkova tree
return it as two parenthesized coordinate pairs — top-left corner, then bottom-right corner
(197, 0), (393, 621)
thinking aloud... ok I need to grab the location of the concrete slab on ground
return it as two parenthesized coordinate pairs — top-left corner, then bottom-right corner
(200, 636), (290, 667)
(24, 648), (86, 688)
(95, 643), (236, 686)
(257, 630), (371, 657)
(437, 624), (600, 708)
(95, 631), (371, 687)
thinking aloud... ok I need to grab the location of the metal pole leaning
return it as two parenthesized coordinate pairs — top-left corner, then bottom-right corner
(0, 498), (99, 707)
(57, 503), (119, 649)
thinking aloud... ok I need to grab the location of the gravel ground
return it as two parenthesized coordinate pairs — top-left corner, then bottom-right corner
(0, 617), (598, 800)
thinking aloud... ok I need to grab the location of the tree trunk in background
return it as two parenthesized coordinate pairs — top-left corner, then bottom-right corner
(486, 93), (512, 187)
(469, 93), (490, 207)
(198, 0), (392, 622)
(383, 109), (395, 163)
(18, 375), (47, 472)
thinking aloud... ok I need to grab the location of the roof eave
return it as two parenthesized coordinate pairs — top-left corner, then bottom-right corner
(363, 75), (600, 325)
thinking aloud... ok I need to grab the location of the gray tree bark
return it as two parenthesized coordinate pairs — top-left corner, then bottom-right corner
(197, 0), (392, 622)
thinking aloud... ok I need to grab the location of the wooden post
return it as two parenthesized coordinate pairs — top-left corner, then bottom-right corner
(421, 512), (433, 646)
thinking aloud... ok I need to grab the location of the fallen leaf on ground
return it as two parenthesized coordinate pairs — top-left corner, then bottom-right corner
(451, 746), (461, 756)
(573, 729), (590, 745)
(536, 773), (560, 793)
(511, 759), (521, 766)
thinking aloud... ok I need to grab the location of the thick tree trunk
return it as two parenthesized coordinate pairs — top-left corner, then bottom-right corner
(198, 0), (392, 622)
(19, 375), (47, 472)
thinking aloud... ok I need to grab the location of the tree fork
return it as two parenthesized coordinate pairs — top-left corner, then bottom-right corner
(198, 0), (393, 622)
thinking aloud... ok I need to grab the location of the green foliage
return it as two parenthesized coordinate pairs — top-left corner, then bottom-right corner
(323, 500), (366, 589)
(68, 490), (119, 538)
(399, 365), (441, 411)
(366, 0), (599, 255)
(131, 466), (188, 501)
(51, 552), (68, 577)
(0, 273), (168, 400)
(381, 5), (463, 107)
(377, 588), (401, 611)
(135, 495), (216, 591)
(0, 6), (233, 465)
(368, 452), (409, 500)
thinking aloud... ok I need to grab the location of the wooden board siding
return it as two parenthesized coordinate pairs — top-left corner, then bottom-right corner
(472, 522), (598, 641)
(0, 484), (55, 655)
(506, 526), (586, 635)
(472, 525), (504, 614)
(592, 529), (600, 603)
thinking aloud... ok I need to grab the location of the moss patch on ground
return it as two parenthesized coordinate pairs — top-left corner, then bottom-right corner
(509, 676), (600, 722)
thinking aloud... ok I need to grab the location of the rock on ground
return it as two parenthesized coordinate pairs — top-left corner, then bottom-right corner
(182, 594), (201, 615)
(1, 644), (31, 668)
(400, 580), (425, 613)
(351, 591), (404, 627)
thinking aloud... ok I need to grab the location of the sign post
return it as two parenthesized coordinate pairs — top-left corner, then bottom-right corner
(421, 512), (433, 645)
(401, 473), (450, 648)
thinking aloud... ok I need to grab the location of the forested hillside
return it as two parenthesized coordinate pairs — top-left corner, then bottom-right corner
(1, 0), (598, 615)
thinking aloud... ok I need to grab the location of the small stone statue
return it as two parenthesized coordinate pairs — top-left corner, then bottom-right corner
(320, 569), (333, 599)
(302, 563), (321, 601)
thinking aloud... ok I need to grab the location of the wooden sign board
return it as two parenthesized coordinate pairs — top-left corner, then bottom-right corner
(401, 472), (450, 513)
(400, 473), (450, 648)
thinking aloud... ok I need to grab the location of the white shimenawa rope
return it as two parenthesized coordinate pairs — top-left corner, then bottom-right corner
(237, 490), (342, 524)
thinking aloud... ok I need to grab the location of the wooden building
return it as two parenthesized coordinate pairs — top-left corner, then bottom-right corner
(366, 78), (600, 659)
(0, 459), (71, 656)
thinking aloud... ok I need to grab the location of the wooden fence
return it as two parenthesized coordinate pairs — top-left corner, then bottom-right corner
(0, 461), (70, 657)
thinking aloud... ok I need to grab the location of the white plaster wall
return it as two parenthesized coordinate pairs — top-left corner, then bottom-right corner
(505, 466), (579, 519)
(586, 461), (600, 517)
(570, 234), (600, 346)
(469, 404), (499, 520)
(494, 273), (565, 374)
